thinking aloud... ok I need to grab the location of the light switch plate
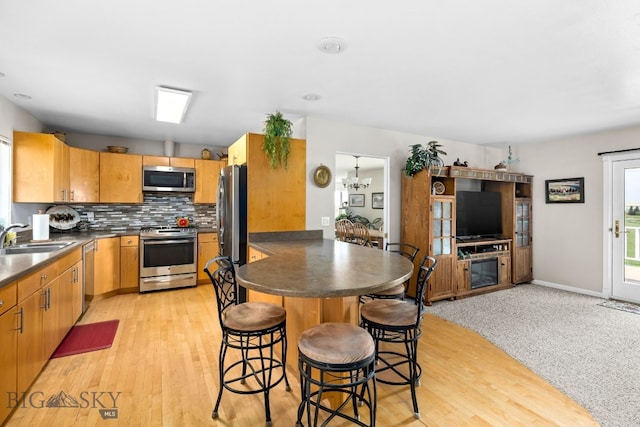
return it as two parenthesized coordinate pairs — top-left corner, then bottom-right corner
(321, 217), (330, 226)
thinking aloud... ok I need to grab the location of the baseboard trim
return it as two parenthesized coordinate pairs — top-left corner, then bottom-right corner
(530, 279), (604, 299)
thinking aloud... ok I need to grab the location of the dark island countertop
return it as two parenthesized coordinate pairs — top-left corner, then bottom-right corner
(237, 238), (413, 298)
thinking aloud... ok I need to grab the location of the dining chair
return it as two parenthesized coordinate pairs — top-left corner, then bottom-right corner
(360, 255), (437, 419)
(204, 255), (290, 426)
(352, 222), (373, 247)
(335, 219), (355, 242)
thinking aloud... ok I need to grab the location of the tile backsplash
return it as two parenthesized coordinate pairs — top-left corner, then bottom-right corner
(67, 194), (216, 232)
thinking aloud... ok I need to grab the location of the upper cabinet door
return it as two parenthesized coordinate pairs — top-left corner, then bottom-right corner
(99, 152), (142, 203)
(69, 147), (99, 203)
(194, 159), (223, 204)
(13, 131), (70, 203)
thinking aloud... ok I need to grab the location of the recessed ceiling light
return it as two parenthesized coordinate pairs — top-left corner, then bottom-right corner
(13, 93), (31, 100)
(154, 86), (192, 124)
(303, 94), (321, 101)
(317, 37), (346, 54)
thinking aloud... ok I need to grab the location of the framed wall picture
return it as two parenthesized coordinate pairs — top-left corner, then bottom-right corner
(372, 192), (384, 209)
(349, 194), (365, 207)
(545, 177), (585, 203)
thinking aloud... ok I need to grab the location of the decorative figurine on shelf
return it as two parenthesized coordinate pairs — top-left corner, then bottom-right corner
(500, 145), (520, 171)
(453, 158), (468, 167)
(201, 148), (212, 160)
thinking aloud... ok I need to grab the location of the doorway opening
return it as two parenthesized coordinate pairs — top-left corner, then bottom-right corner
(335, 153), (388, 243)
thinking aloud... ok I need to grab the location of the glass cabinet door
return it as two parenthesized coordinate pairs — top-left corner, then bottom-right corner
(516, 200), (531, 247)
(432, 198), (453, 255)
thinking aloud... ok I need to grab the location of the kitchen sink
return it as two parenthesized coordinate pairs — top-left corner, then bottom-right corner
(0, 241), (74, 255)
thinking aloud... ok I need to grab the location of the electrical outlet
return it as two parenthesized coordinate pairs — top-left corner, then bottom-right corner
(321, 216), (330, 226)
(86, 212), (94, 222)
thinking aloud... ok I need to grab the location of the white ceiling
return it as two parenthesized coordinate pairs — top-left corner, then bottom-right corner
(2, 1), (640, 149)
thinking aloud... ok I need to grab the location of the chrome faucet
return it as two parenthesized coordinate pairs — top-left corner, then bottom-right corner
(0, 223), (28, 249)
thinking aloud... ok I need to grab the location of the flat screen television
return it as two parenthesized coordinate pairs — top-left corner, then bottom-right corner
(456, 191), (502, 239)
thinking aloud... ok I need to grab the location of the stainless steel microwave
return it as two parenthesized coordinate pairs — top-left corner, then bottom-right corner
(142, 165), (196, 192)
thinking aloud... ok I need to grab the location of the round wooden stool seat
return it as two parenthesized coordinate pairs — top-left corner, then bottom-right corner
(360, 299), (419, 328)
(296, 322), (377, 427)
(223, 302), (286, 331)
(298, 322), (375, 365)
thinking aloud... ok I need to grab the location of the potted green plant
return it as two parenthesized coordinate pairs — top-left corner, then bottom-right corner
(262, 111), (293, 169)
(404, 140), (446, 177)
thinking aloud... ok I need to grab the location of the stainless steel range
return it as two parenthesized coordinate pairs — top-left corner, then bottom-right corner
(139, 226), (197, 293)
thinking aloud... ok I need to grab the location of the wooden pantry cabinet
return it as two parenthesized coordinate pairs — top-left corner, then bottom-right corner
(228, 133), (306, 232)
(401, 166), (533, 304)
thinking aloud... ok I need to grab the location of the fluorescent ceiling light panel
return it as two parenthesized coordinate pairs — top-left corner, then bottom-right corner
(155, 86), (192, 123)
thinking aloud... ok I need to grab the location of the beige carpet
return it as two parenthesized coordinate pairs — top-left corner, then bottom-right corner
(424, 284), (640, 427)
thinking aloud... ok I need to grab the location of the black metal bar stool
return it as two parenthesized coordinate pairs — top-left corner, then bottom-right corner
(360, 255), (437, 419)
(204, 256), (290, 426)
(296, 322), (376, 427)
(360, 243), (420, 303)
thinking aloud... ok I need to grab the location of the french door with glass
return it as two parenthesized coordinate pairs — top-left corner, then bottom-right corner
(611, 158), (640, 303)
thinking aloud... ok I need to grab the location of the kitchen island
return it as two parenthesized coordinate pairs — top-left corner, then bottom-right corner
(236, 231), (414, 372)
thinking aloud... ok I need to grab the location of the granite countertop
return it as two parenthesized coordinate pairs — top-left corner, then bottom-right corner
(0, 236), (91, 289)
(237, 237), (413, 298)
(1, 227), (218, 289)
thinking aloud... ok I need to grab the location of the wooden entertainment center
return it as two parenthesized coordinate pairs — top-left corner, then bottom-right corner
(401, 166), (533, 304)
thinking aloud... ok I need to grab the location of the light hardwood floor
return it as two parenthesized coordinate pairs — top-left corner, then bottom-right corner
(5, 285), (598, 426)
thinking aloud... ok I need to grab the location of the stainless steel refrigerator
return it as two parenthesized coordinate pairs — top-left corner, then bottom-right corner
(216, 164), (248, 301)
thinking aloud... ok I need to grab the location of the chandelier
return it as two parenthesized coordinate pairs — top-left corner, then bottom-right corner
(341, 156), (372, 191)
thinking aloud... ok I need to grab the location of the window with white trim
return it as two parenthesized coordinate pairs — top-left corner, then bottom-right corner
(0, 135), (11, 228)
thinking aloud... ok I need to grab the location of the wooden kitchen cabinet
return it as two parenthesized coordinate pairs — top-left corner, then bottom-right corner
(0, 282), (18, 426)
(228, 133), (306, 232)
(92, 237), (120, 296)
(16, 261), (56, 395)
(13, 131), (71, 203)
(143, 156), (195, 168)
(120, 235), (139, 292)
(69, 146), (100, 202)
(42, 277), (61, 358)
(197, 232), (219, 284)
(246, 248), (282, 307)
(9, 248), (84, 409)
(194, 159), (224, 204)
(99, 152), (142, 203)
(57, 248), (83, 335)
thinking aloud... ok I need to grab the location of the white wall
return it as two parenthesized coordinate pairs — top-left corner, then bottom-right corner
(517, 124), (640, 295)
(304, 116), (504, 241)
(62, 132), (225, 159)
(0, 95), (46, 225)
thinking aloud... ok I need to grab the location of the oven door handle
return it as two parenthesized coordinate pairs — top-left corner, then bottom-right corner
(142, 239), (195, 245)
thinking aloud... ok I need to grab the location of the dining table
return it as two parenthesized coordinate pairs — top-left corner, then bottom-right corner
(235, 233), (414, 374)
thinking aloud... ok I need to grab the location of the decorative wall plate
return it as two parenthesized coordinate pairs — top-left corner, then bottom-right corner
(46, 205), (80, 230)
(432, 181), (446, 195)
(313, 164), (332, 188)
